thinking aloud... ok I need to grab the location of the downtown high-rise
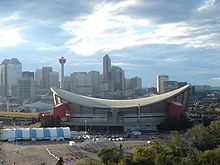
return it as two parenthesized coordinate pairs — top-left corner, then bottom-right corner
(103, 54), (111, 82)
(0, 58), (22, 97)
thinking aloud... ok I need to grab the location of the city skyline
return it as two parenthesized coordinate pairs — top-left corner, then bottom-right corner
(0, 0), (220, 87)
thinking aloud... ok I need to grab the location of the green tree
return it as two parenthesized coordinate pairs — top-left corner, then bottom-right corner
(75, 160), (102, 165)
(97, 148), (120, 165)
(40, 116), (61, 127)
(150, 142), (175, 165)
(118, 156), (134, 165)
(189, 121), (220, 150)
(132, 146), (156, 165)
(168, 131), (185, 156)
(158, 116), (193, 131)
(198, 147), (220, 165)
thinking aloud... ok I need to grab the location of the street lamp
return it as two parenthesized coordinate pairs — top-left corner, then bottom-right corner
(84, 120), (87, 134)
(137, 104), (141, 131)
(137, 104), (141, 122)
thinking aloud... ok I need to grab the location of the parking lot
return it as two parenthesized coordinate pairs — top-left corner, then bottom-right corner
(2, 133), (170, 165)
(3, 140), (96, 165)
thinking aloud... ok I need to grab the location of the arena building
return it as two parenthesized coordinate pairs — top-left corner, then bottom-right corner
(51, 85), (190, 133)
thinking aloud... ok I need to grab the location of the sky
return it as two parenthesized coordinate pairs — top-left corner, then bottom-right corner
(0, 0), (220, 87)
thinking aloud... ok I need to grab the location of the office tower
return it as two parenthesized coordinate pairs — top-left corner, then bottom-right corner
(157, 75), (169, 94)
(17, 71), (35, 100)
(193, 85), (211, 93)
(110, 66), (125, 91)
(131, 76), (142, 89)
(103, 54), (111, 81)
(63, 76), (71, 91)
(178, 82), (187, 88)
(22, 71), (34, 78)
(0, 64), (6, 96)
(88, 71), (100, 88)
(70, 72), (92, 96)
(88, 71), (100, 96)
(125, 78), (131, 90)
(49, 71), (60, 88)
(164, 81), (178, 93)
(148, 87), (157, 94)
(1, 58), (22, 96)
(42, 67), (52, 89)
(35, 69), (42, 87)
(59, 57), (66, 89)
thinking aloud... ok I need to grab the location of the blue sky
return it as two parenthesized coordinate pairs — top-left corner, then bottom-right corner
(0, 0), (220, 87)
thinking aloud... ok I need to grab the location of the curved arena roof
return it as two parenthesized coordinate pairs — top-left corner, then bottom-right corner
(51, 85), (190, 109)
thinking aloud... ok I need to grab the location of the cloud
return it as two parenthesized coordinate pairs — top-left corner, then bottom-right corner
(29, 41), (65, 52)
(0, 0), (220, 86)
(198, 0), (216, 11)
(0, 0), (101, 24)
(61, 0), (153, 56)
(61, 0), (220, 56)
(210, 77), (220, 81)
(0, 27), (25, 48)
(0, 12), (21, 22)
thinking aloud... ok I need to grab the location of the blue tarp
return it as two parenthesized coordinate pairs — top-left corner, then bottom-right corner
(56, 128), (64, 137)
(43, 128), (50, 138)
(29, 129), (37, 139)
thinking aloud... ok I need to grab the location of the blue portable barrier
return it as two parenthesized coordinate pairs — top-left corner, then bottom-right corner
(56, 127), (64, 138)
(30, 128), (37, 139)
(15, 129), (23, 139)
(43, 128), (51, 139)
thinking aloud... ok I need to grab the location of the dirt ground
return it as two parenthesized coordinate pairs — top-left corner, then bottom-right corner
(2, 136), (167, 165)
(3, 141), (95, 165)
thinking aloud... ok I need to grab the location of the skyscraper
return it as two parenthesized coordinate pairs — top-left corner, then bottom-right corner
(70, 72), (92, 96)
(1, 58), (22, 96)
(42, 67), (52, 89)
(63, 76), (71, 91)
(17, 71), (35, 100)
(157, 75), (169, 94)
(110, 66), (125, 91)
(35, 69), (42, 87)
(164, 81), (178, 93)
(131, 76), (142, 89)
(22, 71), (34, 78)
(49, 71), (60, 88)
(88, 71), (100, 96)
(0, 64), (6, 96)
(103, 54), (111, 82)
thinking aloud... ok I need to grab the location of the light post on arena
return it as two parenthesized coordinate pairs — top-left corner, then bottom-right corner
(84, 120), (87, 134)
(137, 104), (141, 131)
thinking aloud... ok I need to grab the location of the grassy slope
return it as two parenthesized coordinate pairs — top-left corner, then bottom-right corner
(0, 112), (38, 118)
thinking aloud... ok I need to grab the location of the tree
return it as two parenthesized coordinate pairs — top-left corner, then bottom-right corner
(132, 146), (156, 165)
(198, 147), (220, 165)
(168, 131), (185, 156)
(97, 148), (120, 165)
(40, 116), (61, 127)
(75, 160), (102, 165)
(189, 121), (220, 151)
(158, 116), (193, 131)
(118, 156), (134, 165)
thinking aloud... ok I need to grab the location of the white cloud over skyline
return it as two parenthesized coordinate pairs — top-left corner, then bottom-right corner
(0, 0), (220, 86)
(0, 27), (25, 48)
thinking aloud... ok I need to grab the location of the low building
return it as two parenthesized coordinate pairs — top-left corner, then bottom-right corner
(24, 101), (53, 112)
